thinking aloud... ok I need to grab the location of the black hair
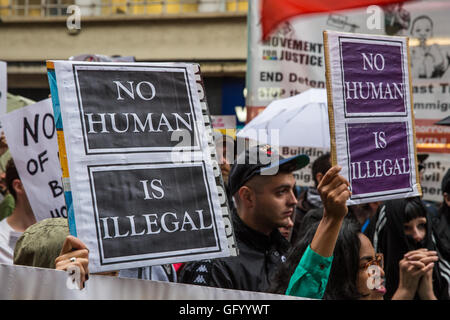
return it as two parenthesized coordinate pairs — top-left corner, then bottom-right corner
(5, 158), (19, 200)
(439, 169), (450, 215)
(442, 169), (450, 194)
(269, 218), (364, 300)
(404, 197), (427, 222)
(312, 153), (331, 187)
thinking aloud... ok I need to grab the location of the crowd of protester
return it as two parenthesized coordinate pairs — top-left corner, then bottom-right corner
(0, 124), (449, 300)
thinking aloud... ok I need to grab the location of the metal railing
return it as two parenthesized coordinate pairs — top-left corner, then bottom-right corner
(0, 0), (248, 17)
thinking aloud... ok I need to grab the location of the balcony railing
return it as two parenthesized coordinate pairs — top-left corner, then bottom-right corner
(0, 0), (248, 17)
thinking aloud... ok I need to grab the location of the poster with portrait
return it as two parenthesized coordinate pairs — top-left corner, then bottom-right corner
(247, 0), (450, 202)
(47, 61), (234, 272)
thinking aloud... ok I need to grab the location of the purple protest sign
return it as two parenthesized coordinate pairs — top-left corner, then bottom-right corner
(347, 122), (412, 198)
(324, 30), (421, 205)
(341, 41), (407, 116)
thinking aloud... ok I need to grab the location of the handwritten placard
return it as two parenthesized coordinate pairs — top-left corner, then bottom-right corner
(0, 99), (67, 220)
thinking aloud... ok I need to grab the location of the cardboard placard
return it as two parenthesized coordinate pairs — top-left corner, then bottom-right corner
(47, 61), (235, 272)
(0, 61), (6, 117)
(323, 30), (421, 204)
(0, 99), (67, 221)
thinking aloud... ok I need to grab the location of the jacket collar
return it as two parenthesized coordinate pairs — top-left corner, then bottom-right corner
(231, 207), (290, 253)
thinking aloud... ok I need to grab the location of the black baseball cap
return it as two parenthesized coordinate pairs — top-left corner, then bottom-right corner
(228, 145), (310, 196)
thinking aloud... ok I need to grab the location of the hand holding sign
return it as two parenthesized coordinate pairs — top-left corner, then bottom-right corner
(55, 235), (89, 290)
(317, 165), (351, 221)
(310, 165), (351, 259)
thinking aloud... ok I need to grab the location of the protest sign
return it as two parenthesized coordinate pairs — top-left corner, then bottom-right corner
(0, 98), (67, 221)
(0, 61), (6, 117)
(247, 0), (450, 203)
(47, 61), (234, 272)
(420, 153), (450, 202)
(323, 30), (421, 205)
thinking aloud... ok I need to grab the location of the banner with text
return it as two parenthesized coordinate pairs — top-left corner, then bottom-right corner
(48, 61), (232, 273)
(0, 99), (67, 221)
(324, 30), (421, 205)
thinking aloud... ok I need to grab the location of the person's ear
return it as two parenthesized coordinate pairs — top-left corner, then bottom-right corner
(238, 186), (255, 208)
(12, 179), (25, 195)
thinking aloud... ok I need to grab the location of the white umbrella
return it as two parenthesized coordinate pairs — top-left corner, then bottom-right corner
(238, 89), (330, 148)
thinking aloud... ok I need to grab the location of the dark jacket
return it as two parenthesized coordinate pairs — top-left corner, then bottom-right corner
(290, 187), (322, 245)
(179, 208), (291, 292)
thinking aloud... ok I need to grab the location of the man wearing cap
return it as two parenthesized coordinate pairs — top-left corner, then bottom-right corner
(179, 145), (351, 296)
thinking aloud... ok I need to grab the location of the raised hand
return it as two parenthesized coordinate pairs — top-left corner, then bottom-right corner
(55, 235), (90, 289)
(317, 165), (351, 222)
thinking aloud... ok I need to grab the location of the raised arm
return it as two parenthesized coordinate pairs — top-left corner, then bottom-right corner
(311, 165), (351, 257)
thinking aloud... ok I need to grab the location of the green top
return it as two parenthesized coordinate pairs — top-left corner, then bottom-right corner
(0, 193), (15, 221)
(0, 149), (11, 173)
(285, 245), (333, 299)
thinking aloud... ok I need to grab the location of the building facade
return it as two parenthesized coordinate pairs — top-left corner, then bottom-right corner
(0, 0), (247, 120)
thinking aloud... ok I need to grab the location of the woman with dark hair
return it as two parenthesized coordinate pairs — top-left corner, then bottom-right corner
(270, 218), (388, 300)
(270, 215), (443, 300)
(365, 197), (449, 300)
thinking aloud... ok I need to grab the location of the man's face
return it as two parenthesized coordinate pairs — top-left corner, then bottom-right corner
(251, 172), (297, 231)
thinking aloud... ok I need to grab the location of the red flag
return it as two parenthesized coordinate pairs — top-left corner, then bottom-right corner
(261, 0), (411, 40)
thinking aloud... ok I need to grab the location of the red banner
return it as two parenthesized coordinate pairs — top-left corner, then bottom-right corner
(261, 0), (410, 40)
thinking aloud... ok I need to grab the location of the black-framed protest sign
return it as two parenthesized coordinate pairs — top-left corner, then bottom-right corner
(323, 31), (421, 205)
(47, 61), (234, 272)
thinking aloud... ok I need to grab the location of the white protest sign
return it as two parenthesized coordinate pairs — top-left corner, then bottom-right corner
(324, 30), (421, 205)
(0, 98), (66, 221)
(211, 115), (236, 130)
(0, 263), (307, 300)
(48, 61), (231, 273)
(0, 61), (6, 122)
(420, 153), (450, 202)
